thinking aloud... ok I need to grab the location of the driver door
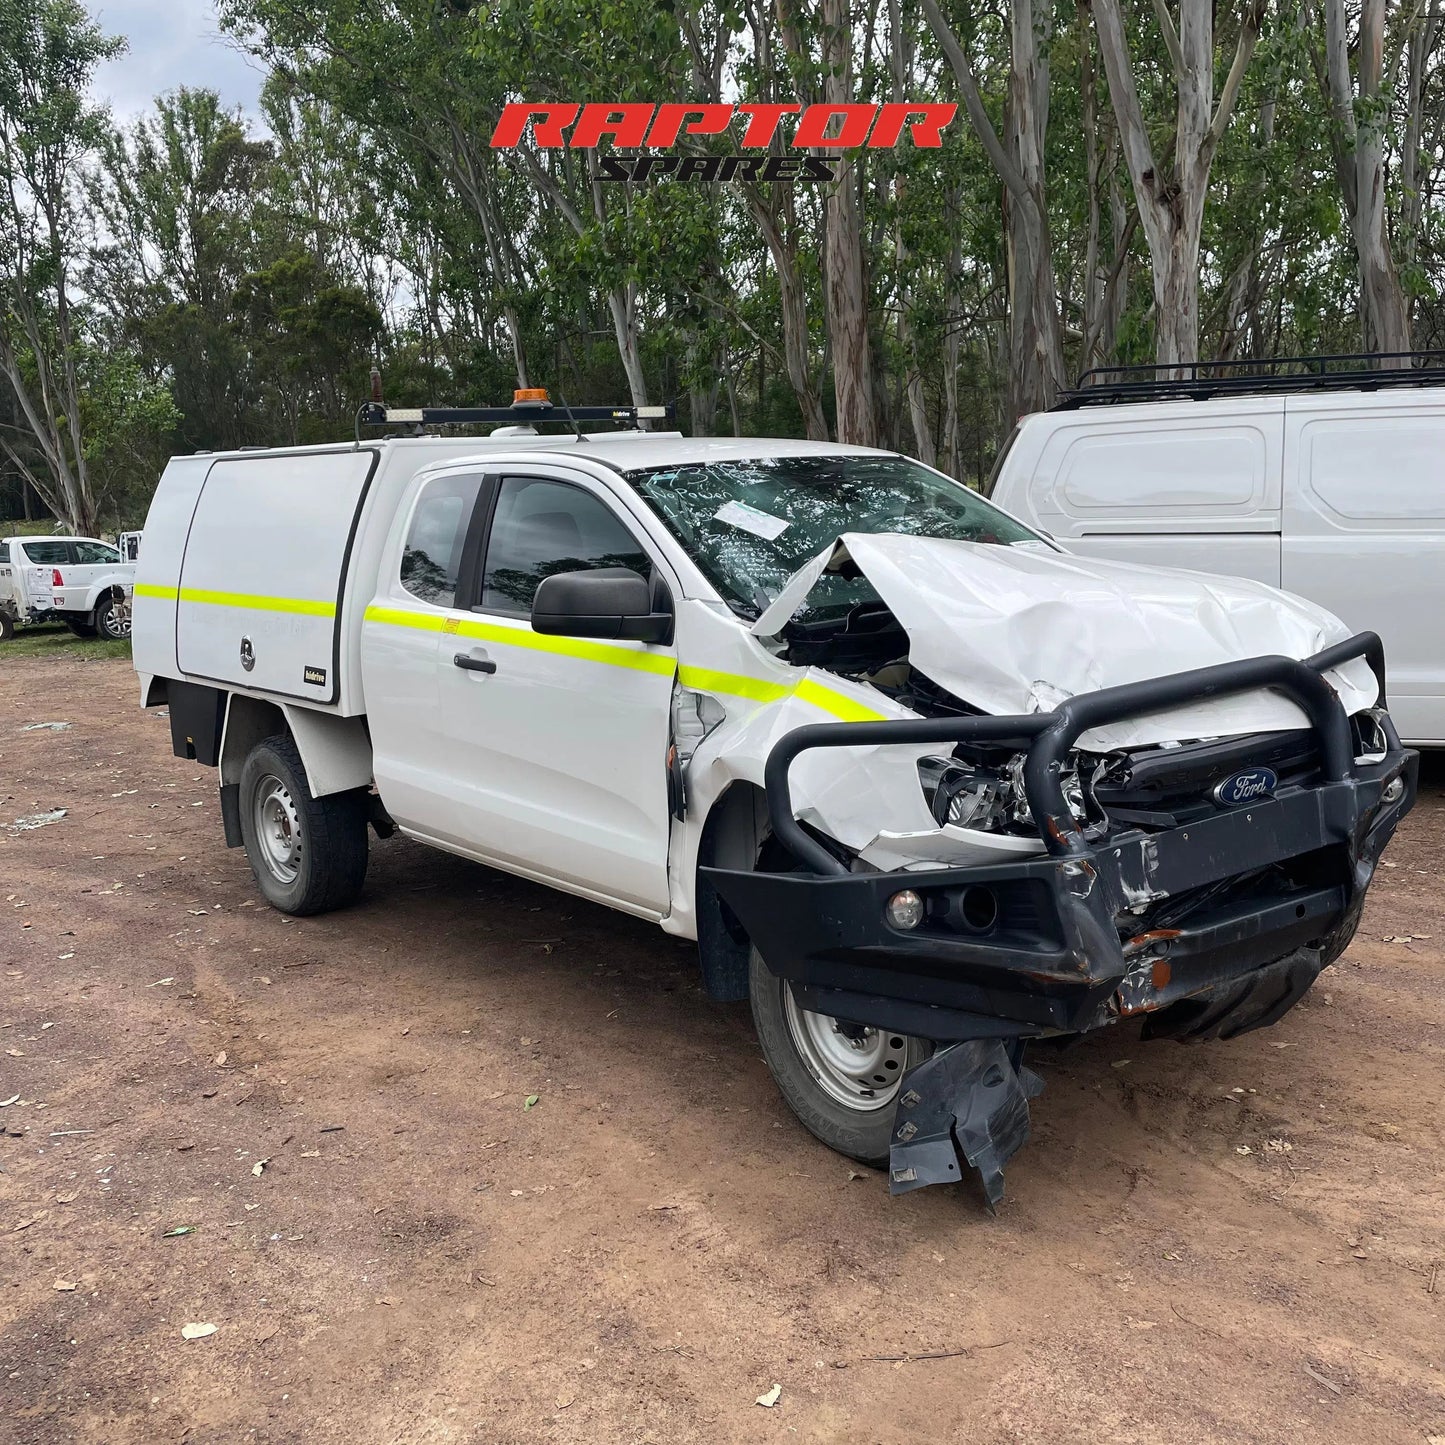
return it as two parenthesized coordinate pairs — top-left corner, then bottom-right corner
(433, 469), (678, 915)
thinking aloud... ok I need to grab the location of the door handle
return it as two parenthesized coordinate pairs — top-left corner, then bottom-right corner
(453, 653), (497, 675)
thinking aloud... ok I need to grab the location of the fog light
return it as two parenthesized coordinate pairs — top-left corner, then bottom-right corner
(1383, 776), (1405, 805)
(885, 889), (925, 931)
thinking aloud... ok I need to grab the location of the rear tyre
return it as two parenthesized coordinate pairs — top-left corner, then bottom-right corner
(65, 616), (98, 638)
(238, 733), (369, 916)
(748, 947), (932, 1167)
(95, 594), (131, 641)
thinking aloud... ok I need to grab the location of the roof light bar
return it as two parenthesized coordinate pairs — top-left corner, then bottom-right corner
(357, 400), (676, 428)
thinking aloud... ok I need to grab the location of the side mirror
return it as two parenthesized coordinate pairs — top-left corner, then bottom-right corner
(531, 567), (673, 645)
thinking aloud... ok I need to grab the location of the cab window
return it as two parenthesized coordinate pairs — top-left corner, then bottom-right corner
(21, 541), (70, 565)
(480, 477), (650, 615)
(400, 474), (483, 607)
(73, 541), (121, 564)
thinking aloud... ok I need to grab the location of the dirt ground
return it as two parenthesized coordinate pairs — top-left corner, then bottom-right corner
(1, 654), (1442, 1445)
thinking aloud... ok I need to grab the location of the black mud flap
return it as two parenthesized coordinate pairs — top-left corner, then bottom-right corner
(889, 1040), (1044, 1210)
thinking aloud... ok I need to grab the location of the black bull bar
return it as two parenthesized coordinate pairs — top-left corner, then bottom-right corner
(703, 632), (1417, 1206)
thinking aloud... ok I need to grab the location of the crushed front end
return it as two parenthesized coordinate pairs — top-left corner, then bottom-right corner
(704, 633), (1417, 1207)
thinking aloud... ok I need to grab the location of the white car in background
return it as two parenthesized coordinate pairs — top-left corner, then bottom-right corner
(0, 535), (135, 641)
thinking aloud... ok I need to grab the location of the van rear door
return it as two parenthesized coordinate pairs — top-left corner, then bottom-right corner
(1283, 393), (1445, 745)
(1018, 399), (1284, 584)
(175, 448), (377, 704)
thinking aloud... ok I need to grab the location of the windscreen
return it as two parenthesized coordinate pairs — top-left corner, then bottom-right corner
(629, 454), (1038, 621)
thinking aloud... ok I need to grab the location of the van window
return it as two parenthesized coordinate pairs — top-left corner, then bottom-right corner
(481, 478), (650, 615)
(1304, 417), (1445, 521)
(73, 541), (121, 564)
(1057, 430), (1265, 511)
(21, 540), (71, 565)
(400, 474), (483, 607)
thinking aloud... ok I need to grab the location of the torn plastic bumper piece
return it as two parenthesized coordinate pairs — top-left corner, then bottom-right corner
(888, 1040), (1044, 1208)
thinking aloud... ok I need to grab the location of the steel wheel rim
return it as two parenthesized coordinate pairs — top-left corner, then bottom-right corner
(782, 983), (910, 1111)
(254, 775), (302, 885)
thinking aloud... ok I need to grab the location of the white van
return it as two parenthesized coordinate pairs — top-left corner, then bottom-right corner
(988, 364), (1445, 745)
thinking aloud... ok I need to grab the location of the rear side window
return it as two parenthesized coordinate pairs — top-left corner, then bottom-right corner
(21, 541), (70, 565)
(73, 541), (120, 563)
(480, 477), (650, 615)
(400, 474), (483, 607)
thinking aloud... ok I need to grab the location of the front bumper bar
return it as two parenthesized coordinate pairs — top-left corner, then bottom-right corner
(703, 633), (1417, 1204)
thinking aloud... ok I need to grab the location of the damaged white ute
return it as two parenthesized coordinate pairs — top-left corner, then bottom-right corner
(132, 411), (1417, 1207)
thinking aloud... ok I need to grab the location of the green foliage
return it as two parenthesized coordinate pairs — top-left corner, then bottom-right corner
(2, 0), (1443, 531)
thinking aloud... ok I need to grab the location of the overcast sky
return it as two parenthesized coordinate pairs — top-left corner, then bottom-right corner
(92, 0), (265, 122)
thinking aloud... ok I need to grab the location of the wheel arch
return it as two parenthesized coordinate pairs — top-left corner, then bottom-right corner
(220, 696), (373, 798)
(693, 780), (770, 1002)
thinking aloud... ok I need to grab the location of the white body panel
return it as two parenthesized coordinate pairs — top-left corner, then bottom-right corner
(990, 387), (1445, 742)
(998, 397), (1283, 585)
(175, 449), (373, 702)
(1280, 393), (1445, 745)
(754, 533), (1376, 750)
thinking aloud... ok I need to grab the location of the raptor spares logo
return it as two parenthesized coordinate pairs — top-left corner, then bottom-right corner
(489, 103), (958, 183)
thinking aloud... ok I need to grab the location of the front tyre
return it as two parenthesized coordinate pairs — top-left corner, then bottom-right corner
(238, 733), (368, 916)
(95, 594), (131, 641)
(748, 947), (931, 1167)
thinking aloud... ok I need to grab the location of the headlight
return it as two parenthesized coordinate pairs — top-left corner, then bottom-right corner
(918, 753), (1090, 834)
(916, 756), (1009, 830)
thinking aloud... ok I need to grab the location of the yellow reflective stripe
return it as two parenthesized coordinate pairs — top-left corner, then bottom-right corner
(139, 581), (335, 617)
(363, 603), (675, 676)
(178, 587), (335, 617)
(677, 664), (790, 705)
(793, 677), (888, 723)
(363, 605), (881, 713)
(679, 662), (887, 723)
(364, 604), (443, 633)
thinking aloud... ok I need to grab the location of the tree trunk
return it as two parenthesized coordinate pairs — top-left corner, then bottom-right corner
(818, 0), (877, 445)
(1091, 0), (1263, 371)
(888, 0), (935, 463)
(1321, 0), (1412, 355)
(745, 186), (830, 440)
(922, 0), (1066, 420)
(606, 283), (649, 409)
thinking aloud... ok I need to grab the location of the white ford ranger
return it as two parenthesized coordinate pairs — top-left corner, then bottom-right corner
(131, 395), (1417, 1205)
(1, 535), (135, 641)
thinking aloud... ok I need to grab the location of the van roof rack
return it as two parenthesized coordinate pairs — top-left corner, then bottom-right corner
(1053, 351), (1445, 409)
(358, 399), (674, 428)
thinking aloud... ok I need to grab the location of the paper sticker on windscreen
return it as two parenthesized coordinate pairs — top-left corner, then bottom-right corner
(714, 500), (789, 541)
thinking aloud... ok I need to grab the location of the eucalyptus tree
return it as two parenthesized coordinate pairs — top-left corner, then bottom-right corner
(0, 0), (124, 531)
(921, 0), (1067, 418)
(1310, 0), (1417, 354)
(1090, 0), (1268, 369)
